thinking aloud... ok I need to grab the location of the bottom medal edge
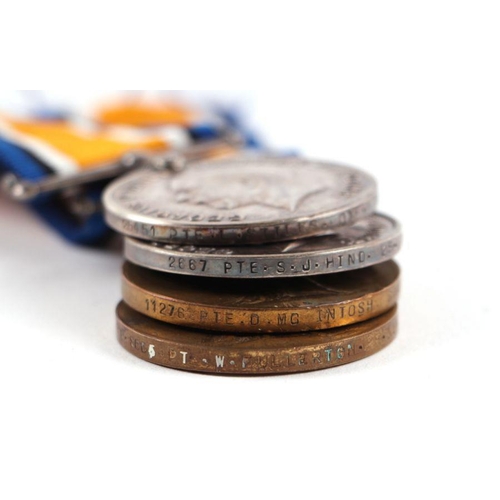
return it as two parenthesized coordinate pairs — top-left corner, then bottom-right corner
(115, 302), (398, 375)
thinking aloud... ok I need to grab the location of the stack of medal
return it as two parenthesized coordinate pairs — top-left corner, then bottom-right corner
(104, 156), (402, 375)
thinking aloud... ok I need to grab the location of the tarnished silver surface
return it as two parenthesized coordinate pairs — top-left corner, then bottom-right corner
(124, 213), (401, 278)
(103, 157), (377, 245)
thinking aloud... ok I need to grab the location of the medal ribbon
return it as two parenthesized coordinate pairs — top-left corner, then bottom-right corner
(0, 98), (258, 244)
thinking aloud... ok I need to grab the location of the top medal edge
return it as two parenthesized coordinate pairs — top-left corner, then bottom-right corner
(102, 156), (378, 244)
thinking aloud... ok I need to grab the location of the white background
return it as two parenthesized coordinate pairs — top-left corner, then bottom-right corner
(1, 2), (499, 499)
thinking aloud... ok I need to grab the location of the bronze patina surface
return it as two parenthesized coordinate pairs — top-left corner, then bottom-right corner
(116, 302), (397, 375)
(122, 260), (400, 333)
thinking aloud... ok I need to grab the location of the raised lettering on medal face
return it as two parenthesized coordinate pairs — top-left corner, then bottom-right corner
(103, 157), (377, 245)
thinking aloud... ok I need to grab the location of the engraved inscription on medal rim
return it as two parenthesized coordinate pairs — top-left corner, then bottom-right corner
(163, 342), (359, 370)
(117, 304), (398, 374)
(123, 215), (401, 278)
(145, 213), (399, 256)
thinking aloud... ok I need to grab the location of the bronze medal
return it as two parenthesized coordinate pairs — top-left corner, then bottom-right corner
(122, 260), (400, 333)
(116, 302), (397, 375)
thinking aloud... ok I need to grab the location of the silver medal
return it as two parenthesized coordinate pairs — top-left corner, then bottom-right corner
(103, 156), (377, 245)
(124, 213), (401, 279)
